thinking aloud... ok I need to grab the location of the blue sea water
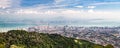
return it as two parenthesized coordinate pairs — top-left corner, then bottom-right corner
(0, 21), (119, 32)
(0, 22), (34, 32)
(1, 15), (120, 32)
(0, 15), (120, 32)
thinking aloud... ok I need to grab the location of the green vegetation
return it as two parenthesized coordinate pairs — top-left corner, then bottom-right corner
(104, 44), (114, 48)
(0, 30), (114, 48)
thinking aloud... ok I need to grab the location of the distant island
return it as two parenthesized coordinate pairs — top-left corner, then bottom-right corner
(0, 30), (113, 48)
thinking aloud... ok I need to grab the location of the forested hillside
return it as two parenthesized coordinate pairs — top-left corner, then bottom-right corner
(0, 30), (114, 48)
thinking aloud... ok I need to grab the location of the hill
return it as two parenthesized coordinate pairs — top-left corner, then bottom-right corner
(0, 30), (114, 48)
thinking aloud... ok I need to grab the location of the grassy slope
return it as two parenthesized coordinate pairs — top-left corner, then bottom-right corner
(0, 30), (113, 48)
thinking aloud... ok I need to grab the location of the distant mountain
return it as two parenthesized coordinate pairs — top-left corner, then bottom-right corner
(0, 30), (114, 48)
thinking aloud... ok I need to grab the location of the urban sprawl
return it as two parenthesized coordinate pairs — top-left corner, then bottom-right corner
(26, 25), (120, 48)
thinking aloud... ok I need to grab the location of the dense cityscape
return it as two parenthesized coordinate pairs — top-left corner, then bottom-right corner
(0, 0), (120, 48)
(27, 25), (120, 48)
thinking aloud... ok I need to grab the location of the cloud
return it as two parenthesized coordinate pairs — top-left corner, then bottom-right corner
(87, 6), (96, 9)
(0, 0), (21, 9)
(0, 0), (120, 24)
(92, 2), (120, 5)
(88, 9), (94, 13)
(75, 6), (83, 8)
(59, 9), (120, 21)
(54, 0), (64, 4)
(0, 0), (12, 9)
(11, 8), (120, 21)
(53, 0), (81, 8)
(11, 0), (21, 7)
(15, 9), (57, 15)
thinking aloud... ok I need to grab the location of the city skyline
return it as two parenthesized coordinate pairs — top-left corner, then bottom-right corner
(0, 0), (120, 47)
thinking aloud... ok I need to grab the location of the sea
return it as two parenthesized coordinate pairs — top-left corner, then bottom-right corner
(1, 15), (120, 32)
(0, 21), (119, 32)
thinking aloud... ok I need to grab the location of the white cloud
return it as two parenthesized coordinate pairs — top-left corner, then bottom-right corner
(1, 6), (120, 24)
(0, 0), (120, 23)
(0, 0), (120, 26)
(92, 2), (120, 5)
(54, 0), (64, 4)
(0, 0), (12, 9)
(75, 6), (83, 8)
(54, 9), (120, 21)
(11, 0), (21, 7)
(53, 0), (81, 8)
(15, 9), (57, 15)
(4, 8), (120, 21)
(0, 0), (21, 9)
(88, 9), (94, 13)
(16, 9), (39, 14)
(87, 6), (96, 9)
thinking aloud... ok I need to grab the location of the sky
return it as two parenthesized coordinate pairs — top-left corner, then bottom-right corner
(0, 0), (120, 26)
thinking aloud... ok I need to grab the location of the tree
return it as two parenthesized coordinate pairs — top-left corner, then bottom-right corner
(105, 44), (114, 48)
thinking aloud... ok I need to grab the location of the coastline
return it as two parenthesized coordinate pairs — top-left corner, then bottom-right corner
(0, 24), (119, 32)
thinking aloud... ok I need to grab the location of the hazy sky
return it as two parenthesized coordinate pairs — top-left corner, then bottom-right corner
(0, 0), (120, 25)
